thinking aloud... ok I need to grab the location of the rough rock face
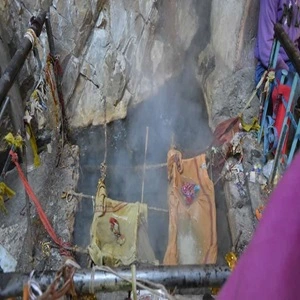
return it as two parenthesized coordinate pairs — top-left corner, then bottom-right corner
(0, 39), (23, 141)
(0, 0), (260, 130)
(198, 0), (260, 130)
(57, 0), (201, 127)
(0, 143), (80, 273)
(0, 0), (202, 128)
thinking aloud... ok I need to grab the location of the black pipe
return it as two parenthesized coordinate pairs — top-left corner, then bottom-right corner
(0, 11), (47, 107)
(0, 96), (10, 122)
(274, 23), (300, 74)
(0, 265), (230, 298)
(45, 11), (56, 58)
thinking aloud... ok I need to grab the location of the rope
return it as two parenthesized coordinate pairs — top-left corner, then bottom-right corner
(24, 28), (37, 48)
(63, 190), (168, 214)
(91, 266), (174, 300)
(9, 150), (71, 255)
(35, 259), (80, 299)
(239, 70), (270, 116)
(27, 271), (43, 300)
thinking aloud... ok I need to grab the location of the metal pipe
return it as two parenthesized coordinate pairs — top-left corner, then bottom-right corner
(0, 265), (230, 297)
(274, 23), (300, 75)
(0, 96), (10, 122)
(0, 11), (47, 107)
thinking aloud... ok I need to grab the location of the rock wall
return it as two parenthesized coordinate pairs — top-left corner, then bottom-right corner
(198, 0), (260, 129)
(0, 0), (203, 128)
(0, 0), (260, 130)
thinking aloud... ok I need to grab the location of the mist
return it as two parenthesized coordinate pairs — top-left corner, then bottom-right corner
(73, 0), (214, 263)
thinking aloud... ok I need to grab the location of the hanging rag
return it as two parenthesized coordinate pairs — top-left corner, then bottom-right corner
(211, 117), (241, 147)
(4, 132), (23, 149)
(25, 123), (41, 167)
(89, 180), (157, 267)
(164, 149), (217, 265)
(271, 83), (292, 155)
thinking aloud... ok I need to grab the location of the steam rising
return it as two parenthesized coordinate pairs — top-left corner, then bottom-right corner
(74, 0), (213, 263)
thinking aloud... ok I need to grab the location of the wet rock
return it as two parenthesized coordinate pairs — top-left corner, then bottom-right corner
(0, 143), (80, 272)
(198, 0), (260, 130)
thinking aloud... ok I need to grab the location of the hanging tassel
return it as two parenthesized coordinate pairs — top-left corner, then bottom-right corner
(0, 182), (16, 214)
(25, 123), (41, 167)
(225, 251), (238, 270)
(4, 132), (23, 149)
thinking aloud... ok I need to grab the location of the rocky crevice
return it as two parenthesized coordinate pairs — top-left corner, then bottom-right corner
(197, 0), (260, 130)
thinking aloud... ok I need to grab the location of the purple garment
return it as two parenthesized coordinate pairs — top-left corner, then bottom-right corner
(255, 0), (300, 69)
(218, 153), (300, 300)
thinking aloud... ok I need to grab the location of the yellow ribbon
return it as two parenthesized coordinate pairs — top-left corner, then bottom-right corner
(25, 123), (41, 167)
(31, 89), (39, 101)
(0, 182), (16, 214)
(4, 132), (23, 148)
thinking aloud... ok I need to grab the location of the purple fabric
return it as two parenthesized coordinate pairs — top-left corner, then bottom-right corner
(218, 153), (300, 300)
(255, 0), (300, 69)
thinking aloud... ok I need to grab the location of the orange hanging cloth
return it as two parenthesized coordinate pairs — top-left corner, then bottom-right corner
(164, 149), (217, 265)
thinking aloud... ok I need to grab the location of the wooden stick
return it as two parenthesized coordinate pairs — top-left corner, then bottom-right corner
(50, 243), (88, 254)
(140, 162), (167, 170)
(64, 191), (94, 200)
(148, 206), (168, 213)
(82, 163), (167, 172)
(66, 191), (167, 213)
(141, 126), (149, 203)
(170, 132), (175, 148)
